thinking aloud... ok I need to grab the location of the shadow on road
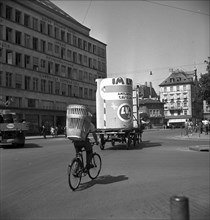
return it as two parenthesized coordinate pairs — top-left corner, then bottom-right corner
(105, 140), (162, 150)
(2, 143), (43, 149)
(77, 174), (128, 191)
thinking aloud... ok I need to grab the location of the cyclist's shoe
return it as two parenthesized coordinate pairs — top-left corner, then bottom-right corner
(86, 164), (94, 170)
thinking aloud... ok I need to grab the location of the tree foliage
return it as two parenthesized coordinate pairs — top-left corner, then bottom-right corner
(198, 57), (210, 104)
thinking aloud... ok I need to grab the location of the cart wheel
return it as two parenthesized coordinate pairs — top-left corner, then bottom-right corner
(100, 142), (105, 150)
(111, 140), (115, 146)
(133, 133), (137, 146)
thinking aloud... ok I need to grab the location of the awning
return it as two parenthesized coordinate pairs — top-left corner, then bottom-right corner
(168, 119), (186, 123)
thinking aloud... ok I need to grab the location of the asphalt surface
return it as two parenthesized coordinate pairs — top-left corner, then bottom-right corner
(1, 129), (209, 220)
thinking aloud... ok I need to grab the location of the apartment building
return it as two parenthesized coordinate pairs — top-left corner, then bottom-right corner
(159, 69), (199, 127)
(0, 0), (107, 134)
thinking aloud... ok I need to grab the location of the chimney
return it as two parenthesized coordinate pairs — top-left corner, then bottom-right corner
(149, 82), (152, 98)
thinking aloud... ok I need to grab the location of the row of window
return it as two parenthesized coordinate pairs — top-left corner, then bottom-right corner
(164, 110), (188, 116)
(163, 98), (188, 103)
(0, 71), (96, 100)
(163, 85), (188, 92)
(0, 47), (100, 83)
(0, 25), (106, 73)
(0, 3), (106, 57)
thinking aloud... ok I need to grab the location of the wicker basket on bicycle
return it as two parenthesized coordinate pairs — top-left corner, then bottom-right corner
(66, 104), (91, 141)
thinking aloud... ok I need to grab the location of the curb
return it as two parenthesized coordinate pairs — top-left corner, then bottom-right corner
(189, 145), (210, 152)
(25, 135), (65, 140)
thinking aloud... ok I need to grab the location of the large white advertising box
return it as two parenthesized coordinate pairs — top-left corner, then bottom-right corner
(96, 77), (133, 130)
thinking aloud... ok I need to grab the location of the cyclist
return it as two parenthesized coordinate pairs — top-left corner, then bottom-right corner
(73, 113), (99, 170)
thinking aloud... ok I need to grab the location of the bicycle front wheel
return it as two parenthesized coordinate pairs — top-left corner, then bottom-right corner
(88, 153), (102, 180)
(68, 158), (82, 191)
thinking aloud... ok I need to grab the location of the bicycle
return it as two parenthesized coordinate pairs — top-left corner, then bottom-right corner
(68, 142), (102, 191)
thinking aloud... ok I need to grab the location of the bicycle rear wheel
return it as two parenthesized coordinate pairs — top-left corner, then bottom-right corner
(88, 153), (102, 179)
(68, 158), (82, 191)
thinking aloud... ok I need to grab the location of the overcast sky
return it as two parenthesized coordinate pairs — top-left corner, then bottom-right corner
(52, 0), (209, 92)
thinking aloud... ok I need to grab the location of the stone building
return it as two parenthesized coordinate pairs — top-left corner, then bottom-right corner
(0, 0), (107, 134)
(159, 69), (200, 127)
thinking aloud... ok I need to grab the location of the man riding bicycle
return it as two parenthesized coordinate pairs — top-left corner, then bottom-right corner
(73, 114), (99, 170)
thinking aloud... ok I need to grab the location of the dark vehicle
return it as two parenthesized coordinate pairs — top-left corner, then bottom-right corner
(0, 109), (29, 147)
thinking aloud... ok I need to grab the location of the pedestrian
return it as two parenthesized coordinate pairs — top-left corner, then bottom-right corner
(50, 126), (55, 137)
(42, 124), (46, 139)
(198, 120), (203, 135)
(185, 119), (189, 136)
(188, 119), (193, 136)
(202, 118), (209, 135)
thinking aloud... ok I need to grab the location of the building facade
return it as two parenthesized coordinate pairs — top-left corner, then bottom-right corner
(203, 100), (210, 120)
(137, 82), (164, 128)
(159, 70), (200, 127)
(0, 0), (107, 134)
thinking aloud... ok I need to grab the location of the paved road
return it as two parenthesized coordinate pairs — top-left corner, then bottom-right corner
(1, 129), (209, 220)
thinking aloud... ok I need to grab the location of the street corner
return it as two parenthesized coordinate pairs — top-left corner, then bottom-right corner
(189, 145), (210, 152)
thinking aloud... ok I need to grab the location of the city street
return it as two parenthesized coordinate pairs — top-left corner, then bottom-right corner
(1, 129), (209, 220)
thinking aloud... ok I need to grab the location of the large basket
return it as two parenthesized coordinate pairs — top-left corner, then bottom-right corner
(66, 104), (91, 141)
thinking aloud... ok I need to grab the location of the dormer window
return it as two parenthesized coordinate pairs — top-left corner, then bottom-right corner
(176, 77), (181, 82)
(170, 78), (175, 83)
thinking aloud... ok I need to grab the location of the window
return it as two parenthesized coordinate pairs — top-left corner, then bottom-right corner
(61, 65), (66, 77)
(6, 6), (13, 20)
(83, 40), (87, 50)
(55, 82), (60, 94)
(28, 99), (36, 108)
(33, 78), (38, 91)
(15, 10), (21, 23)
(40, 59), (46, 70)
(25, 34), (30, 48)
(88, 58), (92, 68)
(6, 50), (13, 64)
(48, 61), (53, 74)
(176, 85), (180, 91)
(184, 110), (187, 115)
(73, 52), (77, 63)
(15, 74), (22, 89)
(33, 37), (38, 50)
(40, 40), (46, 52)
(93, 45), (97, 54)
(170, 78), (174, 83)
(25, 76), (31, 90)
(47, 24), (53, 36)
(68, 85), (72, 96)
(48, 42), (53, 52)
(67, 33), (71, 44)
(0, 25), (3, 40)
(15, 31), (21, 45)
(48, 81), (53, 94)
(61, 48), (65, 59)
(84, 88), (88, 98)
(41, 79), (46, 92)
(24, 55), (30, 68)
(79, 54), (83, 64)
(67, 50), (71, 60)
(170, 86), (173, 92)
(55, 63), (59, 75)
(61, 30), (65, 41)
(183, 85), (186, 91)
(78, 38), (82, 48)
(73, 36), (77, 46)
(88, 43), (92, 52)
(33, 18), (38, 30)
(6, 27), (12, 42)
(54, 27), (59, 39)
(24, 14), (30, 27)
(61, 83), (66, 95)
(89, 89), (93, 99)
(79, 87), (83, 98)
(40, 21), (46, 34)
(6, 72), (12, 87)
(33, 57), (39, 71)
(55, 45), (59, 53)
(67, 67), (72, 78)
(15, 53), (22, 67)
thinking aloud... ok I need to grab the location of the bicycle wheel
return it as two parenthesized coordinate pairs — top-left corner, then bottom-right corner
(68, 158), (82, 191)
(88, 153), (102, 179)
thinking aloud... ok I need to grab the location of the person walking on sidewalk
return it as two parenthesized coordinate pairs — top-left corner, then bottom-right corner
(202, 118), (209, 135)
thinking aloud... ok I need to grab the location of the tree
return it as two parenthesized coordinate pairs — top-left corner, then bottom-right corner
(198, 57), (210, 104)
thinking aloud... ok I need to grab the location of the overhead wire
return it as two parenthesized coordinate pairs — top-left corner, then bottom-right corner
(82, 0), (92, 24)
(144, 0), (210, 16)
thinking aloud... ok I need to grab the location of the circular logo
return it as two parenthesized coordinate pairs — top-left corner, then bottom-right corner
(117, 103), (132, 122)
(7, 123), (15, 129)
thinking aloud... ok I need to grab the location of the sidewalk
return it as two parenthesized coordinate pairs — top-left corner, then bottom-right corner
(25, 134), (65, 140)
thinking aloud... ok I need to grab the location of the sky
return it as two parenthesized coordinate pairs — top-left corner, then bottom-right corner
(52, 0), (209, 93)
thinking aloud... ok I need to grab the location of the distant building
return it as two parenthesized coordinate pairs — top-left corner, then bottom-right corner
(137, 82), (164, 127)
(203, 100), (210, 120)
(159, 69), (201, 127)
(0, 0), (107, 134)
